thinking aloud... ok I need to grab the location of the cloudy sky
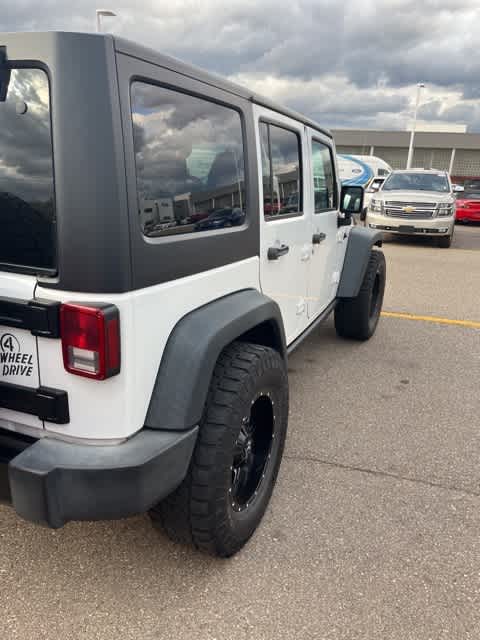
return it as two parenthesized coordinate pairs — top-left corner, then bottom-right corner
(4, 0), (480, 131)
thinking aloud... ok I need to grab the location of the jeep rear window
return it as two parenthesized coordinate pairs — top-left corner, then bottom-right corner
(0, 68), (56, 272)
(131, 82), (246, 237)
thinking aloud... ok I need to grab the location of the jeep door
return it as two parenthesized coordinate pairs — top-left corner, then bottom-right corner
(255, 105), (311, 344)
(305, 130), (342, 318)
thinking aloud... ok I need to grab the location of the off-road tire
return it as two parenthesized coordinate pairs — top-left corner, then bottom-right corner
(335, 249), (386, 340)
(150, 342), (289, 557)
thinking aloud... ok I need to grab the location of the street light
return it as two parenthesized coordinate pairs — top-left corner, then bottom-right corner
(406, 83), (425, 169)
(96, 9), (116, 33)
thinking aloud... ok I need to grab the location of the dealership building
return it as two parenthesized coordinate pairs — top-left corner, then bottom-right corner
(332, 126), (480, 183)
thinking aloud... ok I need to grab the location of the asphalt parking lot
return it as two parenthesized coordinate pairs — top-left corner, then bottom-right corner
(1, 225), (479, 640)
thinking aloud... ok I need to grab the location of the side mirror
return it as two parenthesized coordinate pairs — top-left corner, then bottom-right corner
(339, 185), (364, 225)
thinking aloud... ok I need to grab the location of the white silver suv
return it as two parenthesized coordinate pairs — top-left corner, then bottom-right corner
(366, 169), (456, 248)
(0, 32), (386, 557)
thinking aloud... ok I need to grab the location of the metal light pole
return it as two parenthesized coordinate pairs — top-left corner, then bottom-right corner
(96, 9), (116, 33)
(406, 83), (425, 169)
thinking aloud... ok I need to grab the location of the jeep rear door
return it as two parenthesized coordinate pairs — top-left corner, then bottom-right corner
(255, 106), (311, 344)
(0, 66), (56, 430)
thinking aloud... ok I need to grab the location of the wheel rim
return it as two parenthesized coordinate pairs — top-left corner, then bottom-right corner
(231, 393), (275, 512)
(370, 272), (382, 319)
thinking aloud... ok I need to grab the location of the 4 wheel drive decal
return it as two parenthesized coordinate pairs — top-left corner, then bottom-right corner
(0, 333), (34, 377)
(0, 333), (20, 353)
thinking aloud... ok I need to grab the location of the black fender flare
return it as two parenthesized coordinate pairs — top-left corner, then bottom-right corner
(144, 289), (286, 431)
(337, 226), (383, 298)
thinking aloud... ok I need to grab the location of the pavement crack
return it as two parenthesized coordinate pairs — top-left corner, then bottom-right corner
(284, 453), (480, 499)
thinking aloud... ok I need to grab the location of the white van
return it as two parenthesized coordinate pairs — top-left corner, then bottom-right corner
(338, 154), (392, 186)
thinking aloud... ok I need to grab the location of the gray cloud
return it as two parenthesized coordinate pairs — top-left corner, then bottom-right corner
(1, 0), (480, 130)
(0, 68), (54, 200)
(131, 82), (244, 200)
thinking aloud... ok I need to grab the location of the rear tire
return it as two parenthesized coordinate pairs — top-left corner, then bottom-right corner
(335, 249), (386, 341)
(150, 342), (289, 557)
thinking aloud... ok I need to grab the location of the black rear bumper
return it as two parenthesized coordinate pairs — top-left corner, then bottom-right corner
(0, 426), (197, 528)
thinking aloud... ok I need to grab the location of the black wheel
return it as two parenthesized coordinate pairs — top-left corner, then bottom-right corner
(335, 249), (386, 341)
(437, 233), (453, 248)
(150, 342), (289, 557)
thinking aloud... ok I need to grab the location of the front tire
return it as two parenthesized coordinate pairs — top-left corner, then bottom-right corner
(335, 249), (386, 340)
(150, 342), (289, 557)
(437, 233), (453, 248)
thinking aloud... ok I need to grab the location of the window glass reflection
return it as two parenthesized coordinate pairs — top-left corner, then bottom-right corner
(262, 123), (302, 218)
(312, 141), (337, 212)
(0, 68), (55, 270)
(131, 83), (246, 236)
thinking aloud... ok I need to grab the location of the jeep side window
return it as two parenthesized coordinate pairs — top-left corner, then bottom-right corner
(312, 140), (337, 213)
(261, 122), (302, 218)
(131, 83), (246, 236)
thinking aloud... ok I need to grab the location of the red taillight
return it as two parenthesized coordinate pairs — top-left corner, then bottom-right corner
(60, 303), (120, 380)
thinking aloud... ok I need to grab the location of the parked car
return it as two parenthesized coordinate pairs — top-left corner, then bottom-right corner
(282, 192), (300, 213)
(360, 177), (388, 221)
(263, 195), (281, 215)
(0, 31), (385, 557)
(194, 207), (245, 230)
(455, 190), (480, 223)
(464, 179), (480, 191)
(363, 177), (387, 210)
(187, 211), (210, 224)
(365, 169), (456, 248)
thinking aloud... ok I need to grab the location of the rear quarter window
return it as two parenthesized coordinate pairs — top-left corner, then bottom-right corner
(0, 68), (56, 272)
(130, 82), (246, 237)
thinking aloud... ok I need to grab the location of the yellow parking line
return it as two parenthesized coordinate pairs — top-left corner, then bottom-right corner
(381, 311), (480, 329)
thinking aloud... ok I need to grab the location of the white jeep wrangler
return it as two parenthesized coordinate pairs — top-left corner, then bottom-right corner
(0, 32), (386, 557)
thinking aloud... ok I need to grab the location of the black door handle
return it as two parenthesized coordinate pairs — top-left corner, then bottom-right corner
(312, 232), (326, 244)
(267, 244), (290, 260)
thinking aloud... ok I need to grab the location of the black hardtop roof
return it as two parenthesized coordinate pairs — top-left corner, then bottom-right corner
(114, 35), (332, 139)
(1, 31), (332, 139)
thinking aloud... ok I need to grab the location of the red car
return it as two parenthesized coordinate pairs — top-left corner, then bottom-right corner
(455, 192), (480, 223)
